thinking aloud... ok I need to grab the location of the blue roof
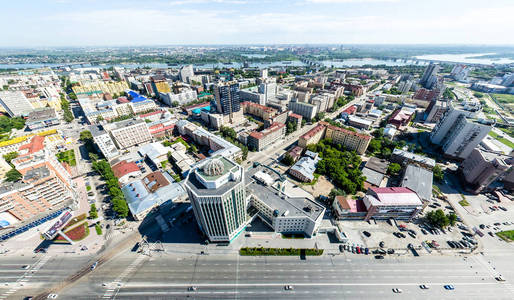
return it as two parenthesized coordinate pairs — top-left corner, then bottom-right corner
(192, 105), (210, 114)
(127, 90), (147, 103)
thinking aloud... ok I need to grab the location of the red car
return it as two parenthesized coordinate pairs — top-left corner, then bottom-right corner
(356, 246), (361, 254)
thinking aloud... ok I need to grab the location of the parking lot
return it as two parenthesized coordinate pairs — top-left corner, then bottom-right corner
(336, 197), (479, 257)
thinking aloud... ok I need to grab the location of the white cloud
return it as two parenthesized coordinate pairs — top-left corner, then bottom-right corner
(169, 0), (247, 5)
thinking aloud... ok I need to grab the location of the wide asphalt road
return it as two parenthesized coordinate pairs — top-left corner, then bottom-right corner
(32, 251), (514, 300)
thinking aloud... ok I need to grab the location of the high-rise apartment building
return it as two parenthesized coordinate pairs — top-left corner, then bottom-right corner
(420, 63), (440, 89)
(430, 108), (491, 159)
(0, 91), (34, 117)
(179, 65), (194, 83)
(214, 81), (241, 121)
(185, 156), (249, 242)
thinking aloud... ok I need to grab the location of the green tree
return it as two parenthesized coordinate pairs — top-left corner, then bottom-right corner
(79, 130), (93, 142)
(171, 101), (179, 107)
(3, 151), (19, 166)
(301, 119), (306, 127)
(367, 139), (382, 153)
(448, 213), (457, 226)
(387, 163), (402, 176)
(426, 209), (450, 228)
(285, 121), (297, 135)
(89, 204), (98, 219)
(433, 165), (444, 182)
(5, 168), (22, 182)
(281, 153), (295, 166)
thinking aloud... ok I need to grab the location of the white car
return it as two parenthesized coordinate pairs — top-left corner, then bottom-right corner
(47, 294), (58, 299)
(392, 288), (403, 293)
(21, 265), (30, 270)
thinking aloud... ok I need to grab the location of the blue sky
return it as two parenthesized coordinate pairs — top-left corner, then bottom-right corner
(2, 0), (514, 47)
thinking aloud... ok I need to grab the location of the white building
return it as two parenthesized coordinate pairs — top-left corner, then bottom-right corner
(159, 90), (198, 106)
(185, 156), (249, 243)
(105, 119), (153, 150)
(0, 91), (34, 117)
(90, 125), (120, 160)
(179, 65), (194, 83)
(288, 101), (318, 120)
(430, 108), (491, 159)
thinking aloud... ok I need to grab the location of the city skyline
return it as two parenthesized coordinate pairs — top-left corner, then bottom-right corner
(2, 0), (514, 47)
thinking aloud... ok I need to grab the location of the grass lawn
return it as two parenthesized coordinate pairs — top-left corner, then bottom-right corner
(496, 230), (514, 242)
(56, 149), (76, 166)
(459, 199), (470, 207)
(302, 173), (321, 186)
(56, 223), (89, 242)
(95, 223), (102, 235)
(489, 131), (514, 149)
(171, 137), (190, 149)
(491, 93), (514, 105)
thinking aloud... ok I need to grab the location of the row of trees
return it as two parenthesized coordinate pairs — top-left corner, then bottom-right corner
(91, 159), (129, 218)
(306, 139), (365, 195)
(60, 93), (74, 123)
(219, 126), (248, 160)
(3, 151), (21, 182)
(285, 121), (297, 136)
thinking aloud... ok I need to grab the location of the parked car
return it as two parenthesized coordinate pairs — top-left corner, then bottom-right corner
(375, 255), (385, 259)
(363, 231), (371, 237)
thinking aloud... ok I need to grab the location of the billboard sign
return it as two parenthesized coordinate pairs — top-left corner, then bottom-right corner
(43, 210), (73, 240)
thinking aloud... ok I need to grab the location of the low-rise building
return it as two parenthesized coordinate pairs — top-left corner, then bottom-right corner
(332, 196), (368, 220)
(26, 108), (59, 130)
(400, 164), (433, 203)
(391, 149), (436, 170)
(247, 122), (286, 151)
(137, 142), (173, 169)
(362, 157), (389, 188)
(241, 101), (277, 121)
(105, 119), (152, 150)
(288, 151), (320, 182)
(246, 165), (325, 237)
(388, 107), (415, 128)
(111, 160), (142, 185)
(122, 171), (186, 221)
(347, 115), (373, 130)
(362, 187), (423, 221)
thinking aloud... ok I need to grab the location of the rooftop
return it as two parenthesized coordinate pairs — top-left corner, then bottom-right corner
(364, 157), (389, 174)
(111, 160), (140, 179)
(18, 135), (45, 155)
(246, 166), (324, 221)
(392, 148), (436, 168)
(320, 121), (372, 140)
(26, 108), (57, 123)
(367, 187), (423, 207)
(300, 123), (326, 141)
(336, 196), (367, 213)
(400, 164), (433, 202)
(249, 122), (285, 140)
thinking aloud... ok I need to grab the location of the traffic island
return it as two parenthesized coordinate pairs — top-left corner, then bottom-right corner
(496, 230), (514, 242)
(240, 247), (323, 256)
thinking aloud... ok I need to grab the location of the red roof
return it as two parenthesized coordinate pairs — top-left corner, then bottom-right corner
(249, 122), (285, 140)
(342, 105), (356, 115)
(300, 123), (326, 140)
(321, 121), (371, 140)
(138, 110), (162, 118)
(242, 101), (275, 113)
(370, 187), (413, 194)
(117, 97), (130, 103)
(111, 160), (140, 179)
(18, 136), (45, 155)
(289, 113), (302, 119)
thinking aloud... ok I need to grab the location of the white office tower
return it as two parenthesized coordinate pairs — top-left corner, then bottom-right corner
(430, 108), (491, 160)
(179, 65), (194, 83)
(260, 69), (268, 79)
(185, 156), (249, 243)
(0, 91), (34, 117)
